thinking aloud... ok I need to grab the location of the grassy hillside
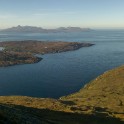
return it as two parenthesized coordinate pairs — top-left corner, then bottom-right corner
(1, 65), (124, 123)
(62, 65), (124, 121)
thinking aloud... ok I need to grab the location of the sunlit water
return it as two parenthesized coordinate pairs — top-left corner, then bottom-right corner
(0, 30), (124, 98)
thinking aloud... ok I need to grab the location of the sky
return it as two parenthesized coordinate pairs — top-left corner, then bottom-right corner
(0, 0), (124, 29)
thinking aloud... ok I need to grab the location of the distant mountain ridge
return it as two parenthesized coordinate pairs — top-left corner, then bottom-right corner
(0, 25), (92, 33)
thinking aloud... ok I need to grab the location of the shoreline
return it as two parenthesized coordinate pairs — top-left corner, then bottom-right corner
(0, 65), (124, 123)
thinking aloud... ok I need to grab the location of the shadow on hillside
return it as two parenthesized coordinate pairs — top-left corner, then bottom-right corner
(0, 103), (123, 124)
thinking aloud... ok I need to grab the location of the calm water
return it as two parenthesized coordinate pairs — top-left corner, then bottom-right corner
(0, 30), (124, 98)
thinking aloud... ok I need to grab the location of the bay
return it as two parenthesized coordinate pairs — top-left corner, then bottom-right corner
(0, 30), (124, 98)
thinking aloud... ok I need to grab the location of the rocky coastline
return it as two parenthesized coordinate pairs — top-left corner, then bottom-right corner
(0, 51), (42, 67)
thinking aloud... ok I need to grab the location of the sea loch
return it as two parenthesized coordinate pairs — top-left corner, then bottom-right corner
(0, 30), (124, 98)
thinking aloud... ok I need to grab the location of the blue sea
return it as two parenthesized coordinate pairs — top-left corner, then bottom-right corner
(0, 30), (124, 98)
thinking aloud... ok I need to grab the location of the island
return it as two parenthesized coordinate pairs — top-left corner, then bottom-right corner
(0, 65), (124, 123)
(0, 41), (94, 67)
(0, 25), (92, 33)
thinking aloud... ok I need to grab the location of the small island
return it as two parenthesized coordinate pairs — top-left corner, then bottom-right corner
(0, 41), (94, 67)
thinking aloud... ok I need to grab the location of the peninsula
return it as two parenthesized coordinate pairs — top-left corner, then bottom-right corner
(0, 41), (94, 67)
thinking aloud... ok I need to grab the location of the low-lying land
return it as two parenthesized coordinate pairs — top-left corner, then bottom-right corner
(0, 51), (42, 67)
(0, 65), (124, 123)
(0, 41), (94, 67)
(0, 41), (93, 54)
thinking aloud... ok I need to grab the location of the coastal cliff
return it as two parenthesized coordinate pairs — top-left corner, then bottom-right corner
(0, 66), (124, 123)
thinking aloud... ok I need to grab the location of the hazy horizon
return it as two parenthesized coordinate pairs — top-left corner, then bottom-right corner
(2, 25), (124, 30)
(1, 0), (124, 29)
